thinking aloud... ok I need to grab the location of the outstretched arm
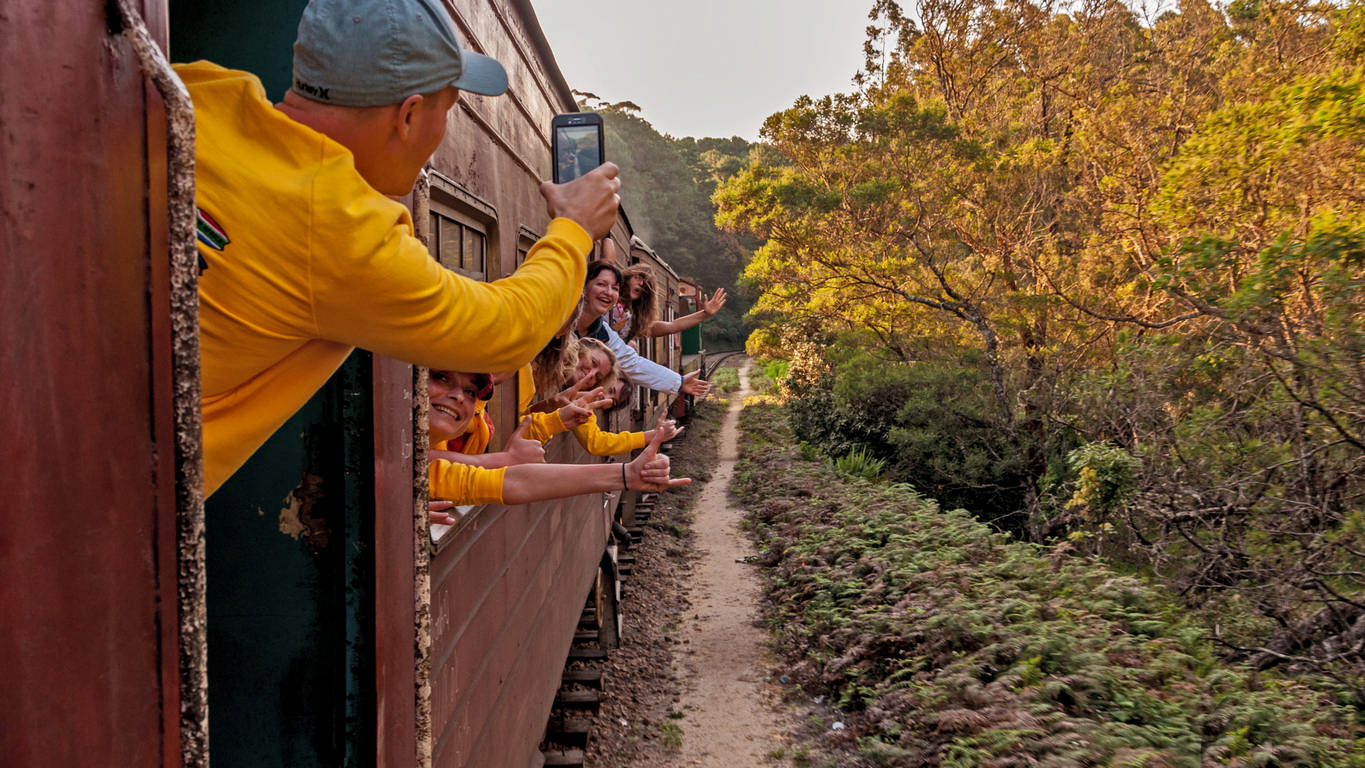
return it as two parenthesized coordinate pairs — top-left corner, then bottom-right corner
(500, 426), (689, 503)
(646, 287), (727, 337)
(600, 323), (685, 394)
(316, 165), (621, 375)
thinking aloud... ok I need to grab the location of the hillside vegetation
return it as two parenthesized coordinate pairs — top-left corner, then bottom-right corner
(733, 392), (1363, 767)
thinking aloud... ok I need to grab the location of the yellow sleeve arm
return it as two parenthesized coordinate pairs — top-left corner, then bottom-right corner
(314, 213), (590, 374)
(428, 460), (506, 505)
(571, 413), (647, 457)
(522, 410), (568, 443)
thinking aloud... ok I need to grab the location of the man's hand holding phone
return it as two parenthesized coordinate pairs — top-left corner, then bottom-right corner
(540, 163), (620, 240)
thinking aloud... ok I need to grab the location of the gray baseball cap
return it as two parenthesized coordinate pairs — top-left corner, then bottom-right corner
(291, 0), (509, 106)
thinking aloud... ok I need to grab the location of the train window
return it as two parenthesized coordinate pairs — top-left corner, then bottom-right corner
(516, 225), (540, 268)
(426, 172), (498, 281)
(429, 208), (486, 279)
(418, 173), (504, 545)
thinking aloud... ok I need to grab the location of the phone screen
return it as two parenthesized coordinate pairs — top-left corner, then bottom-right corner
(554, 124), (603, 183)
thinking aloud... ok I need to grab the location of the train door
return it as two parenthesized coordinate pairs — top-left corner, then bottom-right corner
(169, 3), (417, 766)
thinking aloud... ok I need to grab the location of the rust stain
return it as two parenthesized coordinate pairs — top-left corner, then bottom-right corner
(277, 473), (330, 550)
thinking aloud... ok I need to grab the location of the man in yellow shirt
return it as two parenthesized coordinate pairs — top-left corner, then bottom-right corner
(179, 0), (621, 495)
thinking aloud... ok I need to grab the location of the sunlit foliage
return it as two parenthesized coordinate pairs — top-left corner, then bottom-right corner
(718, 0), (1365, 693)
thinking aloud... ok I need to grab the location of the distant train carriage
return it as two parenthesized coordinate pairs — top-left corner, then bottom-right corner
(1, 2), (700, 767)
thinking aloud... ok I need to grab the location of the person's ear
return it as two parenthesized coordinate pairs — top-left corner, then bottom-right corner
(393, 93), (426, 141)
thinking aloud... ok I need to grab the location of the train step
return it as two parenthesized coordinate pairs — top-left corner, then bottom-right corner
(561, 669), (603, 688)
(566, 646), (608, 662)
(540, 750), (584, 767)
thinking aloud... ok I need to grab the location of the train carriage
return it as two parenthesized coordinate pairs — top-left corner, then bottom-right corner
(1, 2), (702, 767)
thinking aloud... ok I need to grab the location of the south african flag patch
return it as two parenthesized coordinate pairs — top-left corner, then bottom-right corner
(196, 207), (229, 274)
(196, 208), (229, 250)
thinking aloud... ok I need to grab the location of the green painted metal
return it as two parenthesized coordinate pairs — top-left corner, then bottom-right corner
(681, 325), (702, 355)
(169, 0), (304, 101)
(680, 293), (702, 354)
(203, 355), (377, 768)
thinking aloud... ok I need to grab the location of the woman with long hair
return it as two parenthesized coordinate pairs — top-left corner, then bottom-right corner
(613, 263), (726, 344)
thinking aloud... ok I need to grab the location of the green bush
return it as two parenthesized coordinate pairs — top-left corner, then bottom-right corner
(1065, 442), (1140, 520)
(763, 358), (790, 382)
(782, 351), (1038, 531)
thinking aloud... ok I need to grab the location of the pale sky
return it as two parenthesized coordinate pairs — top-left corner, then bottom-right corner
(532, 1), (875, 141)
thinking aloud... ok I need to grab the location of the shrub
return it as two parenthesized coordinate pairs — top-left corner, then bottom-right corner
(1065, 442), (1140, 520)
(763, 358), (790, 383)
(782, 351), (1038, 531)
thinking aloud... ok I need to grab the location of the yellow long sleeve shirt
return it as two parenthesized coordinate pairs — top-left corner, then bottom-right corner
(179, 63), (588, 495)
(572, 415), (646, 457)
(517, 364), (571, 442)
(428, 461), (506, 505)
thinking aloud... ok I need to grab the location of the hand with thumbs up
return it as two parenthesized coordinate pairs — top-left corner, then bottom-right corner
(502, 417), (546, 465)
(623, 421), (691, 492)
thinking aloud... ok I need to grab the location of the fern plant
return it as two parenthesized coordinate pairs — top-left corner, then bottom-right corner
(833, 447), (886, 481)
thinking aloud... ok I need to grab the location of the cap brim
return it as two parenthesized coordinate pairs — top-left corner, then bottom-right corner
(453, 50), (508, 96)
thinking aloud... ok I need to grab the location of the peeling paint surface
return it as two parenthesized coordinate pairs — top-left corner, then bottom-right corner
(277, 472), (330, 551)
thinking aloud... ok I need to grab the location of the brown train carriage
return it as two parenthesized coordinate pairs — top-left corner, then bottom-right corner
(0, 1), (694, 767)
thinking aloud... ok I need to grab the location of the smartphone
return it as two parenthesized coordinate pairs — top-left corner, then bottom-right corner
(551, 112), (605, 184)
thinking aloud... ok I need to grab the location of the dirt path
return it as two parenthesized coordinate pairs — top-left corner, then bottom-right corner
(675, 361), (785, 766)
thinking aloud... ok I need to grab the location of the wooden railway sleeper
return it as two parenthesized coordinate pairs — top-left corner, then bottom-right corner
(540, 749), (585, 767)
(553, 688), (601, 714)
(545, 715), (592, 748)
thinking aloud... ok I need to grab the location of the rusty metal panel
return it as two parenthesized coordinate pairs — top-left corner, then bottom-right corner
(374, 355), (418, 768)
(0, 2), (178, 767)
(428, 483), (608, 768)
